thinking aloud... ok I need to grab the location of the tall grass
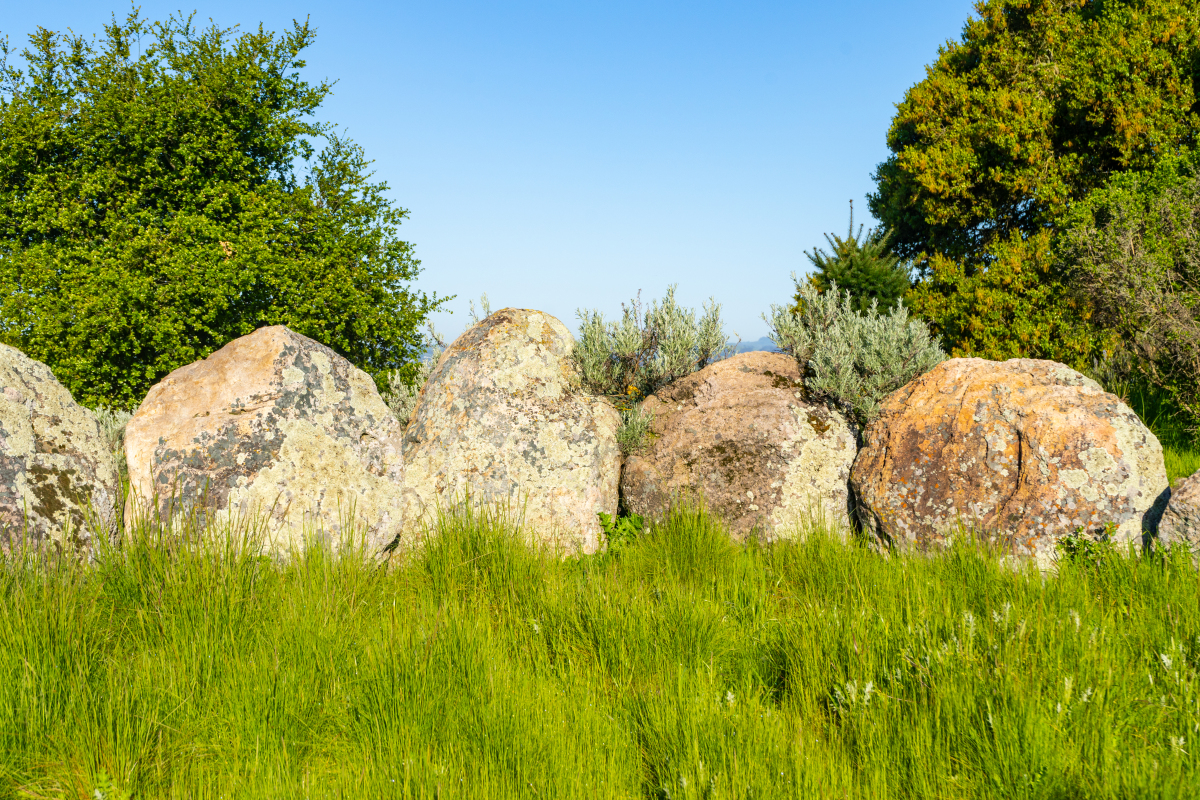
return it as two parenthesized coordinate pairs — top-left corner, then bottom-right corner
(1, 504), (1198, 798)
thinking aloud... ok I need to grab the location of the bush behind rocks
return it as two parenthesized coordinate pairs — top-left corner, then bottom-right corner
(765, 276), (945, 425)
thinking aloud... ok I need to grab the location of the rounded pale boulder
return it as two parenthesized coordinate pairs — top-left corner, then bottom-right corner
(0, 344), (119, 552)
(124, 326), (405, 554)
(401, 308), (620, 553)
(851, 358), (1170, 568)
(0, 347), (119, 554)
(620, 352), (859, 541)
(1157, 473), (1200, 557)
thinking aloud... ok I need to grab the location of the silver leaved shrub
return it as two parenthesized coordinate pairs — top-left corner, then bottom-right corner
(764, 275), (945, 425)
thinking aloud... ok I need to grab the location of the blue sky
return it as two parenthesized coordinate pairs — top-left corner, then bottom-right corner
(3, 1), (976, 342)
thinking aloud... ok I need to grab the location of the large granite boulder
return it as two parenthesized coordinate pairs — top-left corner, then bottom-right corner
(124, 327), (405, 553)
(401, 308), (620, 553)
(1158, 473), (1200, 556)
(620, 352), (859, 541)
(0, 344), (119, 552)
(851, 358), (1170, 568)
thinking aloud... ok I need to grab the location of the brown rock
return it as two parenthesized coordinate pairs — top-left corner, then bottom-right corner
(401, 309), (620, 553)
(851, 358), (1170, 568)
(1158, 473), (1200, 556)
(0, 344), (120, 552)
(620, 352), (858, 541)
(124, 326), (405, 553)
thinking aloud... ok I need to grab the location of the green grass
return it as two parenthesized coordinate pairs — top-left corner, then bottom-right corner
(2, 505), (1199, 799)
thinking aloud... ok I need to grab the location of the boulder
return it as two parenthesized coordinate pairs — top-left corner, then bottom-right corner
(1157, 473), (1200, 556)
(0, 344), (119, 552)
(401, 308), (620, 553)
(620, 352), (859, 541)
(124, 326), (405, 553)
(851, 358), (1170, 568)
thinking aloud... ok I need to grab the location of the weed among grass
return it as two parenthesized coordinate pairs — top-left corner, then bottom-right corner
(1, 504), (1199, 798)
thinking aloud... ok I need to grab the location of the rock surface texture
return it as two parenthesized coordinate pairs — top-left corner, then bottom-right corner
(0, 344), (119, 551)
(851, 358), (1170, 568)
(401, 309), (620, 553)
(1158, 473), (1200, 556)
(124, 326), (405, 553)
(620, 352), (858, 541)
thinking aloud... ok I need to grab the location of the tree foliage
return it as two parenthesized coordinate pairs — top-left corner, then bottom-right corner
(0, 12), (444, 407)
(905, 229), (1104, 365)
(1060, 152), (1200, 427)
(869, 0), (1200, 364)
(802, 201), (910, 314)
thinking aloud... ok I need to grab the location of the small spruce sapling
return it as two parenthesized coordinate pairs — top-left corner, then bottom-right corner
(802, 200), (911, 315)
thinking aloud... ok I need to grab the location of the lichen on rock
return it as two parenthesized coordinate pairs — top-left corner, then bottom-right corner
(1158, 473), (1200, 557)
(851, 358), (1171, 569)
(400, 308), (620, 553)
(620, 352), (859, 541)
(0, 344), (119, 553)
(124, 326), (405, 554)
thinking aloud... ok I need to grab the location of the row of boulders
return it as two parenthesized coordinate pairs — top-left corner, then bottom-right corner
(1, 308), (1197, 567)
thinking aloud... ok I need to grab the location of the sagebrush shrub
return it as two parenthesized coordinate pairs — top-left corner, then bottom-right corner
(575, 286), (731, 454)
(765, 276), (945, 425)
(574, 285), (730, 399)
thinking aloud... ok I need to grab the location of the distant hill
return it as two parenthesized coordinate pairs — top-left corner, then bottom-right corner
(731, 337), (779, 354)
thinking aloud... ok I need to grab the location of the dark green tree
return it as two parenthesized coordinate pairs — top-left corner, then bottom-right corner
(868, 0), (1200, 366)
(0, 11), (445, 407)
(800, 201), (910, 314)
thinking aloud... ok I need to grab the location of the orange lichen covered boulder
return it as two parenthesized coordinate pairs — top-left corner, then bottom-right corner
(851, 358), (1170, 568)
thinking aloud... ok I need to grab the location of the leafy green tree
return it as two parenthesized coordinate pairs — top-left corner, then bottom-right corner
(0, 12), (445, 407)
(801, 201), (910, 314)
(869, 0), (1200, 365)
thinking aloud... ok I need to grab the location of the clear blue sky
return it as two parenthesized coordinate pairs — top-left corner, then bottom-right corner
(3, 1), (976, 342)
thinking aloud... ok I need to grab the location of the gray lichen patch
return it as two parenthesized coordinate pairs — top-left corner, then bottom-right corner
(0, 344), (119, 553)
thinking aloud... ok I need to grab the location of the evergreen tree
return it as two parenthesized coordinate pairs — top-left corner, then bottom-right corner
(869, 0), (1200, 367)
(799, 201), (910, 314)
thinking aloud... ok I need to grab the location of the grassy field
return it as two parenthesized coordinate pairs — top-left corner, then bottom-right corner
(1, 504), (1198, 799)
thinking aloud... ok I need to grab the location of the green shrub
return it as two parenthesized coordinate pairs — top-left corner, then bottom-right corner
(575, 285), (731, 453)
(766, 276), (945, 426)
(597, 511), (645, 555)
(1060, 152), (1200, 431)
(574, 285), (729, 399)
